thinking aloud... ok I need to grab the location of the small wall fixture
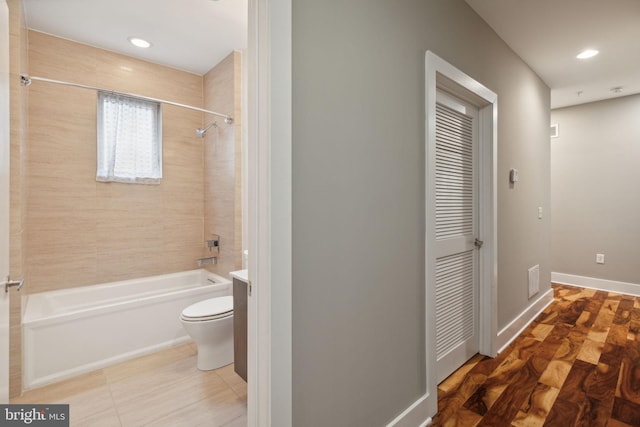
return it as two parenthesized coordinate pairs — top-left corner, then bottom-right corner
(207, 235), (220, 255)
(509, 168), (519, 184)
(197, 235), (220, 266)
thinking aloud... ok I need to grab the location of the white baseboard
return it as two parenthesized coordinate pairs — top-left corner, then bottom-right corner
(421, 417), (433, 427)
(386, 393), (433, 427)
(552, 272), (640, 297)
(495, 288), (554, 354)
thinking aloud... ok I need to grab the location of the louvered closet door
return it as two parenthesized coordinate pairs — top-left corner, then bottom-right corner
(434, 90), (479, 384)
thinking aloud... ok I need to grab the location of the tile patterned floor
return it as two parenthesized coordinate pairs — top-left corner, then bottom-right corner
(433, 284), (640, 427)
(11, 342), (247, 426)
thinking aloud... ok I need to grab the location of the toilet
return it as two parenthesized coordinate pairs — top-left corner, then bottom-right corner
(180, 296), (234, 371)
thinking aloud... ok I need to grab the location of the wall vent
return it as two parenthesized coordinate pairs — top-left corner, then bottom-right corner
(528, 264), (540, 298)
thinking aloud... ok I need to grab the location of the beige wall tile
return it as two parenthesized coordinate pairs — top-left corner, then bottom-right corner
(203, 52), (243, 277)
(26, 31), (206, 291)
(233, 52), (243, 269)
(9, 321), (21, 398)
(27, 259), (97, 294)
(28, 31), (98, 86)
(8, 0), (28, 398)
(95, 51), (202, 106)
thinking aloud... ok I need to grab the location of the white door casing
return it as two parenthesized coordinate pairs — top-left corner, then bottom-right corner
(1, 0), (11, 404)
(423, 51), (498, 420)
(248, 0), (293, 426)
(385, 50), (499, 427)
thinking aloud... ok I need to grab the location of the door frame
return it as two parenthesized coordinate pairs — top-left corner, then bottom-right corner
(424, 51), (498, 419)
(247, 0), (292, 425)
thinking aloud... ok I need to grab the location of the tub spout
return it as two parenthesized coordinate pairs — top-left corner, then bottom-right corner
(197, 257), (217, 266)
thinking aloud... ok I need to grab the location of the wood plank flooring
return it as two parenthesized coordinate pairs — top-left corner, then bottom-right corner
(10, 342), (247, 427)
(433, 284), (640, 427)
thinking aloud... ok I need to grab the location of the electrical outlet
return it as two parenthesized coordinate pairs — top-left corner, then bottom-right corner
(596, 253), (605, 264)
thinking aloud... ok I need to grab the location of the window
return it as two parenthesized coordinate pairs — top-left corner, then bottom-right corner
(96, 92), (162, 184)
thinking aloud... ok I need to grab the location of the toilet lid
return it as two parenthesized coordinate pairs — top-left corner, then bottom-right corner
(182, 296), (233, 319)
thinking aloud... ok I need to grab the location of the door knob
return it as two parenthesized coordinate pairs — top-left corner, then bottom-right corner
(474, 238), (483, 249)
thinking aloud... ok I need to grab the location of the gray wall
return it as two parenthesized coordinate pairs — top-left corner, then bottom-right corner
(551, 94), (640, 284)
(292, 0), (550, 425)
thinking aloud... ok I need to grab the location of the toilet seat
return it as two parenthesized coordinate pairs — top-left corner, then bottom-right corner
(181, 296), (233, 322)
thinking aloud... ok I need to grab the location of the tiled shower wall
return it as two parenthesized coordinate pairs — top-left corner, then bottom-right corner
(203, 52), (243, 276)
(24, 31), (207, 294)
(8, 0), (28, 399)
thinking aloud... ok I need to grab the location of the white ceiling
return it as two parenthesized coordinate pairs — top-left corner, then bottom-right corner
(23, 0), (247, 76)
(466, 0), (640, 109)
(23, 1), (639, 109)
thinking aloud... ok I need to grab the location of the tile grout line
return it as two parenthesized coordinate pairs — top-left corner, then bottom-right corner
(106, 380), (125, 427)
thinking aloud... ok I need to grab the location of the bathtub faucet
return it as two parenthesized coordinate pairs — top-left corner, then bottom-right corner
(197, 257), (217, 266)
(207, 235), (220, 254)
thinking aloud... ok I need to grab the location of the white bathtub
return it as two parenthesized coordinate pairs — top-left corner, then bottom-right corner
(22, 269), (231, 390)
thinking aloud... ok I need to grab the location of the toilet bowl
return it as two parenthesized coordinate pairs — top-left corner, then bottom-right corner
(180, 296), (234, 371)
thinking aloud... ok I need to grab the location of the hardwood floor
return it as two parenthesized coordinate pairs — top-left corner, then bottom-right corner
(10, 342), (247, 426)
(433, 284), (640, 427)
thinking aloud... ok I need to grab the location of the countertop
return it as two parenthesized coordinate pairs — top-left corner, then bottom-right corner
(230, 269), (248, 283)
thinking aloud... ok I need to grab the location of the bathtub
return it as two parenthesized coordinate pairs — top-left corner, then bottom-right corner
(22, 269), (231, 390)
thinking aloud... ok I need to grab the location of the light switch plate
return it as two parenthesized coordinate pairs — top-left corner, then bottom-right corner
(509, 168), (519, 183)
(596, 253), (605, 264)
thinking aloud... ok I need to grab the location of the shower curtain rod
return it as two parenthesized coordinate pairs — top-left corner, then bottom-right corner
(20, 74), (234, 123)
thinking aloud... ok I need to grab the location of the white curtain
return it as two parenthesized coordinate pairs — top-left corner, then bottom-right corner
(97, 92), (162, 184)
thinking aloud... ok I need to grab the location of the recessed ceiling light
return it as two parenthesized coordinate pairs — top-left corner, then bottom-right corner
(128, 37), (151, 48)
(576, 49), (599, 59)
